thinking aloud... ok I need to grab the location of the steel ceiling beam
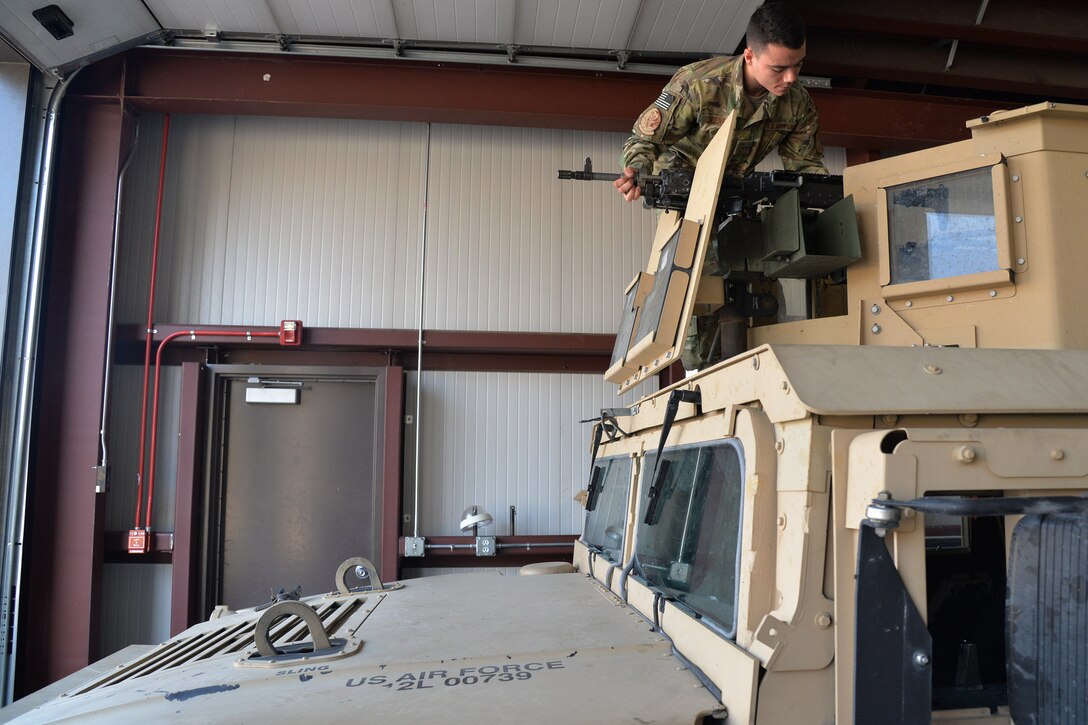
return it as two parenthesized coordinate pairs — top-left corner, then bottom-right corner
(803, 30), (1088, 102)
(800, 6), (1088, 56)
(73, 49), (1005, 150)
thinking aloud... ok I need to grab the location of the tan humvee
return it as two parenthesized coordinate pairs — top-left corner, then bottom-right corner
(10, 102), (1087, 724)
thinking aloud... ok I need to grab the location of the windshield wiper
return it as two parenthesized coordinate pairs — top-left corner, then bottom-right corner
(643, 389), (701, 525)
(585, 465), (605, 512)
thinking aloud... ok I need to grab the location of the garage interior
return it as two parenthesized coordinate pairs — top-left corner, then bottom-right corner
(0, 0), (1084, 706)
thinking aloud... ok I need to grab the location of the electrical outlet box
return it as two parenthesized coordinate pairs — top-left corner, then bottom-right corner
(476, 536), (497, 556)
(94, 465), (109, 494)
(404, 536), (426, 557)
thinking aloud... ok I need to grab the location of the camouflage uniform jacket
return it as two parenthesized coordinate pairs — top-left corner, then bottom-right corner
(621, 54), (827, 180)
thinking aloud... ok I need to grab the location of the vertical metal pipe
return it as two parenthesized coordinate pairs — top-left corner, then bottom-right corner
(135, 114), (171, 529)
(0, 69), (77, 704)
(98, 122), (139, 483)
(413, 123), (431, 538)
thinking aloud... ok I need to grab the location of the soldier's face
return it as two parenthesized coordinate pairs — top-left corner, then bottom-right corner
(743, 43), (806, 97)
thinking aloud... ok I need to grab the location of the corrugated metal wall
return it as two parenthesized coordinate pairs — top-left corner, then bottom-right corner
(104, 110), (848, 655)
(117, 115), (428, 329)
(104, 365), (179, 534)
(404, 371), (653, 538)
(117, 115), (654, 332)
(105, 113), (659, 655)
(99, 564), (172, 656)
(116, 114), (844, 332)
(426, 125), (655, 332)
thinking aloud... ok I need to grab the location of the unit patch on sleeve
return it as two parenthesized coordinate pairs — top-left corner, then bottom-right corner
(637, 107), (663, 135)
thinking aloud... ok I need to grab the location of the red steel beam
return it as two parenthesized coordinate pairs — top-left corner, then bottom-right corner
(118, 324), (616, 373)
(24, 99), (129, 693)
(411, 353), (609, 373)
(149, 349), (608, 374)
(809, 88), (1008, 150)
(170, 362), (205, 634)
(122, 324), (616, 357)
(116, 49), (649, 132)
(800, 6), (1088, 56)
(804, 31), (1088, 103)
(71, 49), (1006, 150)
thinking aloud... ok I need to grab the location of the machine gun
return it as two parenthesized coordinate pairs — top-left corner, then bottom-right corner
(557, 157), (845, 218)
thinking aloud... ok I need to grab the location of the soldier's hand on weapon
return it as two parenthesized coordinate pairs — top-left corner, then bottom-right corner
(614, 167), (642, 202)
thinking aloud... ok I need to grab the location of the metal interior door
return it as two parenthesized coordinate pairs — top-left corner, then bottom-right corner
(206, 366), (385, 611)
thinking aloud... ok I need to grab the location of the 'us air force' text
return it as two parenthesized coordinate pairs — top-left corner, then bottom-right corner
(346, 661), (565, 691)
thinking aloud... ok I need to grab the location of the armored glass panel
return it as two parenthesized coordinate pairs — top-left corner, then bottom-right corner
(634, 440), (744, 636)
(632, 228), (682, 344)
(610, 285), (640, 369)
(581, 456), (633, 563)
(887, 167), (999, 284)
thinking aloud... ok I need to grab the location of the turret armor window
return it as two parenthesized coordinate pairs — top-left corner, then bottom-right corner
(887, 167), (1000, 284)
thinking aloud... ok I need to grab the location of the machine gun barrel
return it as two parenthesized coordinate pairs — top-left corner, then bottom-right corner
(557, 156), (844, 216)
(556, 157), (657, 184)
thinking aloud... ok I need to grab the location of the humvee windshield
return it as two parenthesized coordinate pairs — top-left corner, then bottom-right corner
(633, 440), (744, 637)
(581, 455), (633, 563)
(888, 166), (1000, 284)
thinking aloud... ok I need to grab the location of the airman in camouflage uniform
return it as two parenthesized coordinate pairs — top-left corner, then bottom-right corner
(614, 1), (826, 371)
(619, 54), (826, 181)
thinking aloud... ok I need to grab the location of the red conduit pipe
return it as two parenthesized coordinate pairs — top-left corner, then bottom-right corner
(135, 113), (171, 529)
(144, 329), (279, 530)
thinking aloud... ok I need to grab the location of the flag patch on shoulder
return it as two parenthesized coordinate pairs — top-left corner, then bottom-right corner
(653, 91), (676, 111)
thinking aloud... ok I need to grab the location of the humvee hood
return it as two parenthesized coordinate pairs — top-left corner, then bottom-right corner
(16, 573), (724, 723)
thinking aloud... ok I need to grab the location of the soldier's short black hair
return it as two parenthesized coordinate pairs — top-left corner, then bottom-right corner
(746, 1), (807, 52)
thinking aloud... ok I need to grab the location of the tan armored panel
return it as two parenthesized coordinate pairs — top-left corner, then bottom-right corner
(756, 102), (1088, 352)
(612, 111), (736, 392)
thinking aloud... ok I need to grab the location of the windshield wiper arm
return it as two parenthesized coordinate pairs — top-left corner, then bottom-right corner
(643, 390), (701, 525)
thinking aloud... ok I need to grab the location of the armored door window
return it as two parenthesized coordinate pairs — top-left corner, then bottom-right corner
(633, 440), (744, 637)
(581, 455), (634, 564)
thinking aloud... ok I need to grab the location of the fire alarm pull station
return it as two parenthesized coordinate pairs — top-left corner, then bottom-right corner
(279, 320), (303, 346)
(127, 528), (151, 554)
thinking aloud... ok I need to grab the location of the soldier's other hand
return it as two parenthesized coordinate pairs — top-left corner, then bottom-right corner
(613, 167), (642, 202)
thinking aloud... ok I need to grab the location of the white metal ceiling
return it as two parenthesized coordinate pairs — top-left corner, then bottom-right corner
(0, 0), (157, 71)
(146, 0), (759, 52)
(0, 0), (760, 74)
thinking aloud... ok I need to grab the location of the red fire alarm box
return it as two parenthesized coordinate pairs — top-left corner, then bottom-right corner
(127, 528), (151, 554)
(279, 320), (303, 346)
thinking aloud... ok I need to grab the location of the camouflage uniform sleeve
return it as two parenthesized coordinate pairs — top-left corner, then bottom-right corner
(619, 72), (700, 174)
(778, 94), (828, 174)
